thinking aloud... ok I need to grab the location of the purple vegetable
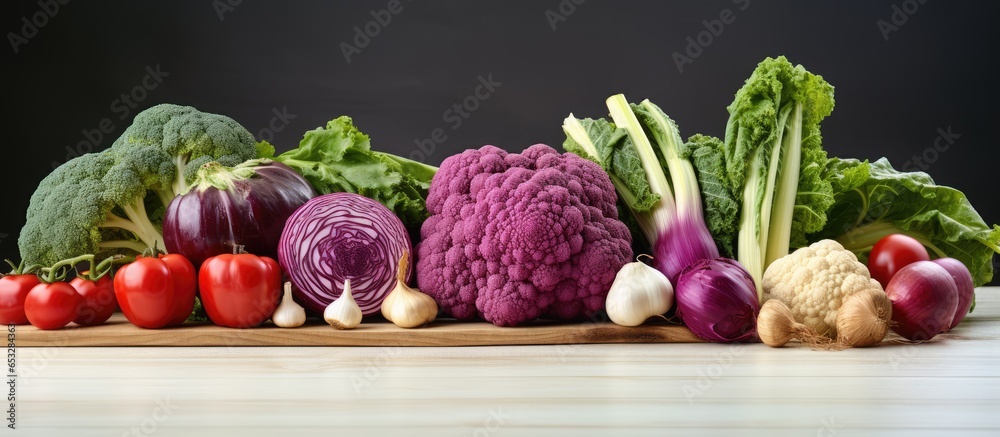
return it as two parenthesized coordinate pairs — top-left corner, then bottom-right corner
(885, 260), (958, 341)
(416, 145), (632, 327)
(278, 192), (412, 316)
(675, 257), (759, 342)
(931, 257), (975, 330)
(653, 218), (720, 284)
(163, 159), (316, 267)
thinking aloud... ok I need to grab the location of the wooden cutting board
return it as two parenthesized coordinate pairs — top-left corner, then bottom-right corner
(14, 314), (703, 347)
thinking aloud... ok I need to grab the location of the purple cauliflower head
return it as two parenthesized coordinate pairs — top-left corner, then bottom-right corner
(416, 144), (632, 326)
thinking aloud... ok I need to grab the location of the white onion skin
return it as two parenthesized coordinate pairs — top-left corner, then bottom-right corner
(932, 258), (975, 330)
(278, 193), (413, 316)
(885, 260), (959, 341)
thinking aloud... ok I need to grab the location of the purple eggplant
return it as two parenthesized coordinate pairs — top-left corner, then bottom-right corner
(163, 159), (317, 267)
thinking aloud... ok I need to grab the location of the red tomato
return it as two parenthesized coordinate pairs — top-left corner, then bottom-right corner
(199, 253), (281, 328)
(159, 254), (197, 326)
(869, 234), (931, 288)
(24, 282), (81, 330)
(114, 255), (196, 329)
(0, 274), (42, 325)
(70, 274), (117, 326)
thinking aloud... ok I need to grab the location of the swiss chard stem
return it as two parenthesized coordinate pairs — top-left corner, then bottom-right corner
(606, 94), (676, 238)
(765, 103), (804, 268)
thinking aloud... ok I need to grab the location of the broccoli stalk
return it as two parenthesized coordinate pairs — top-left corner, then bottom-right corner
(100, 205), (161, 254)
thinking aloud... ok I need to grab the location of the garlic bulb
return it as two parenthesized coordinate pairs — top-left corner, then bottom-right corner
(272, 282), (307, 328)
(324, 279), (362, 329)
(605, 255), (674, 327)
(381, 251), (438, 328)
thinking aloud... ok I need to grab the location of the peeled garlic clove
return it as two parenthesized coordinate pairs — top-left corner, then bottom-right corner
(605, 257), (673, 327)
(272, 282), (307, 328)
(325, 279), (362, 330)
(381, 251), (438, 328)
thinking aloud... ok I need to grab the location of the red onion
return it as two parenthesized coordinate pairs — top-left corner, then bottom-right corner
(675, 257), (759, 342)
(278, 192), (412, 316)
(931, 257), (975, 330)
(884, 260), (959, 341)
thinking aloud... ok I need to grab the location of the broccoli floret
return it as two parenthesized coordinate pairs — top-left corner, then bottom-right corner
(19, 104), (257, 266)
(109, 103), (258, 197)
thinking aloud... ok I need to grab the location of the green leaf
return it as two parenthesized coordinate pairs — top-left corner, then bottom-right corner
(684, 134), (740, 257)
(813, 157), (1000, 286)
(272, 116), (437, 233)
(255, 140), (276, 159)
(562, 116), (660, 213)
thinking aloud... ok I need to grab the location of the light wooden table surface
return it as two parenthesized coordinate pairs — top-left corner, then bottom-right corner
(13, 287), (1000, 436)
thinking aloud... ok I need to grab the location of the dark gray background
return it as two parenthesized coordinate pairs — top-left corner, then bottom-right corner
(3, 0), (998, 282)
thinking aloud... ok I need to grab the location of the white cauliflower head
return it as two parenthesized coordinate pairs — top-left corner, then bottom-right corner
(762, 239), (883, 337)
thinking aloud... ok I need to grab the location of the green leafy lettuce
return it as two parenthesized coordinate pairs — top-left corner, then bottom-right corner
(811, 157), (1000, 287)
(688, 56), (836, 294)
(258, 116), (438, 233)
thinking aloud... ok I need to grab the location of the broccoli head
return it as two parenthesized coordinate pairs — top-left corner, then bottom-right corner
(19, 104), (257, 266)
(109, 103), (258, 198)
(416, 144), (633, 326)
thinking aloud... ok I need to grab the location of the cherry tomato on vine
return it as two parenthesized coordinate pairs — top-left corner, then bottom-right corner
(70, 273), (117, 326)
(869, 234), (930, 288)
(24, 282), (81, 330)
(0, 274), (42, 325)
